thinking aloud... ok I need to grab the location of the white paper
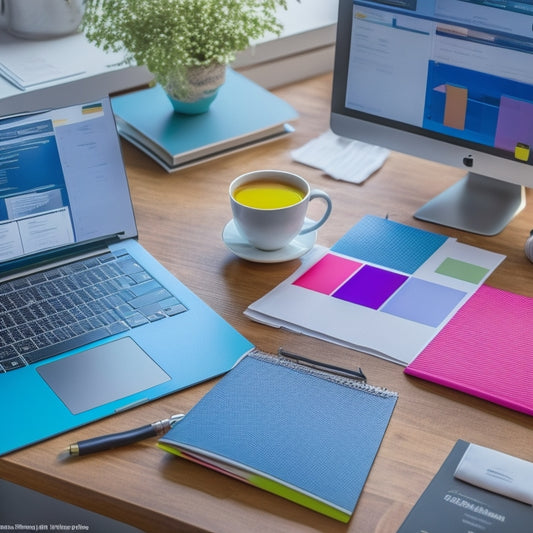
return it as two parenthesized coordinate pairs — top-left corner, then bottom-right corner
(291, 130), (390, 184)
(0, 30), (127, 91)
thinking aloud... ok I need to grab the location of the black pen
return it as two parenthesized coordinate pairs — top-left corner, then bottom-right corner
(278, 348), (366, 382)
(65, 414), (185, 456)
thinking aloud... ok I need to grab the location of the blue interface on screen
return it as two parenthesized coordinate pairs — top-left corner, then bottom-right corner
(346, 0), (533, 164)
(0, 100), (135, 266)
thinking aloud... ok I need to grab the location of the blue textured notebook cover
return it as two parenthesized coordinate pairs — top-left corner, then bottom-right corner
(111, 69), (298, 169)
(331, 215), (448, 274)
(159, 351), (397, 521)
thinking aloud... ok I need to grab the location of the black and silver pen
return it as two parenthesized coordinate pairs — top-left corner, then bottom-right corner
(66, 414), (185, 456)
(278, 348), (366, 381)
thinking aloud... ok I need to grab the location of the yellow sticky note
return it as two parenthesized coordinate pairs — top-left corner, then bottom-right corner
(515, 143), (530, 161)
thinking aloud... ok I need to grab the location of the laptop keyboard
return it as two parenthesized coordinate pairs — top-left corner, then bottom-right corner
(0, 249), (187, 373)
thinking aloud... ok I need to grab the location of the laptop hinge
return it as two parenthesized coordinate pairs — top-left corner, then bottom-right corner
(0, 233), (125, 282)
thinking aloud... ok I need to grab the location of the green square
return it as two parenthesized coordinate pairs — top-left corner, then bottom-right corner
(436, 257), (489, 284)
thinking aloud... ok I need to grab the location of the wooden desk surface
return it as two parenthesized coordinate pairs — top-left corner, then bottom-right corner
(2, 73), (532, 533)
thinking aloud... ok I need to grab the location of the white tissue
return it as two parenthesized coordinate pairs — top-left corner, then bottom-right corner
(454, 443), (533, 505)
(291, 130), (390, 184)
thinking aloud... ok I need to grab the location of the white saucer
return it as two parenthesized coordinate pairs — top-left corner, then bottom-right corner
(222, 219), (317, 263)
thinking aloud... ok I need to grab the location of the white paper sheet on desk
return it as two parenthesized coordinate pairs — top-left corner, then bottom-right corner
(0, 31), (126, 91)
(291, 130), (390, 184)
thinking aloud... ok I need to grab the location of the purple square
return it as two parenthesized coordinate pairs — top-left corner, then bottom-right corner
(495, 95), (533, 152)
(333, 264), (408, 309)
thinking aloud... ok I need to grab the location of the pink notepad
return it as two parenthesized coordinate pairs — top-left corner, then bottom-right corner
(405, 284), (533, 415)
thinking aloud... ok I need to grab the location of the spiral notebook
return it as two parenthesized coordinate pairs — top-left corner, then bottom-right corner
(158, 349), (398, 522)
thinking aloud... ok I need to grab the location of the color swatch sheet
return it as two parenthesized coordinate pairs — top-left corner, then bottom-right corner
(405, 285), (533, 415)
(245, 216), (505, 365)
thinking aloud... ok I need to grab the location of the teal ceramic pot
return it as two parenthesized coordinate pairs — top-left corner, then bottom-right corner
(164, 63), (226, 115)
(166, 89), (220, 115)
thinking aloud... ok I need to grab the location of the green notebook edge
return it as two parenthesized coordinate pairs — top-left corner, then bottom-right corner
(157, 442), (351, 523)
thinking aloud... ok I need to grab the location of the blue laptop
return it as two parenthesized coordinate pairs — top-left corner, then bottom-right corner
(0, 97), (253, 456)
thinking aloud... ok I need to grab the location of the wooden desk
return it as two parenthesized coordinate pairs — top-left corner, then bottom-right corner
(1, 73), (532, 533)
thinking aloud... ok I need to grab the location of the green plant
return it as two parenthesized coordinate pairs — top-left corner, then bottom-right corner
(82, 0), (290, 86)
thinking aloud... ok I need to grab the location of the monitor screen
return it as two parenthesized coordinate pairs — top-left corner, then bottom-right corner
(331, 0), (533, 235)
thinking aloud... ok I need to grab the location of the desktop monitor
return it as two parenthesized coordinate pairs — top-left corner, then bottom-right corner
(330, 0), (533, 235)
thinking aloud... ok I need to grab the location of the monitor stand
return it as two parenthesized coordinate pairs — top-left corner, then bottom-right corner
(414, 172), (526, 236)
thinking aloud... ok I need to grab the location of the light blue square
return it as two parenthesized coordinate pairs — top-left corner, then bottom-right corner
(381, 277), (466, 327)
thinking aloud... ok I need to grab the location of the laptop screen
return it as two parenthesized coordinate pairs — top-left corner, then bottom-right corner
(0, 98), (137, 270)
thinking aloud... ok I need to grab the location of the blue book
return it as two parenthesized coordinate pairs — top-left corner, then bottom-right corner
(158, 350), (397, 522)
(111, 69), (298, 172)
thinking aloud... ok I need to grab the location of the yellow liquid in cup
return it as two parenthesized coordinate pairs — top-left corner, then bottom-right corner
(233, 180), (305, 209)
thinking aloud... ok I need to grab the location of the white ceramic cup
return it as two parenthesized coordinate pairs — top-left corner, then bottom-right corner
(229, 170), (332, 251)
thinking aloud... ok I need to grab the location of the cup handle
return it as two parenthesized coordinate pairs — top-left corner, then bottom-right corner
(299, 189), (332, 235)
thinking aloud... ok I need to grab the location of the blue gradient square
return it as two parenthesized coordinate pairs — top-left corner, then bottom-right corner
(382, 277), (466, 327)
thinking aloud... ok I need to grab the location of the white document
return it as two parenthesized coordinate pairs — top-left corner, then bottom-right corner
(0, 30), (127, 91)
(0, 221), (24, 261)
(17, 208), (75, 256)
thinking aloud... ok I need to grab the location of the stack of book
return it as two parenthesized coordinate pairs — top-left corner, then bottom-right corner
(110, 69), (298, 172)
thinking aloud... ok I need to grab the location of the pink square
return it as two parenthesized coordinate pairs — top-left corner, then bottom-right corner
(293, 254), (362, 295)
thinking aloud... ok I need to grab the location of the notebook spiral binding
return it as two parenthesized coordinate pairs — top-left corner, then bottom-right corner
(250, 349), (398, 399)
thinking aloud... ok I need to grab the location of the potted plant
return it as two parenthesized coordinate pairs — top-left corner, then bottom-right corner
(82, 0), (292, 114)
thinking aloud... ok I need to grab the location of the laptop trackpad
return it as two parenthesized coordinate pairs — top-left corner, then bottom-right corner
(37, 337), (171, 415)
